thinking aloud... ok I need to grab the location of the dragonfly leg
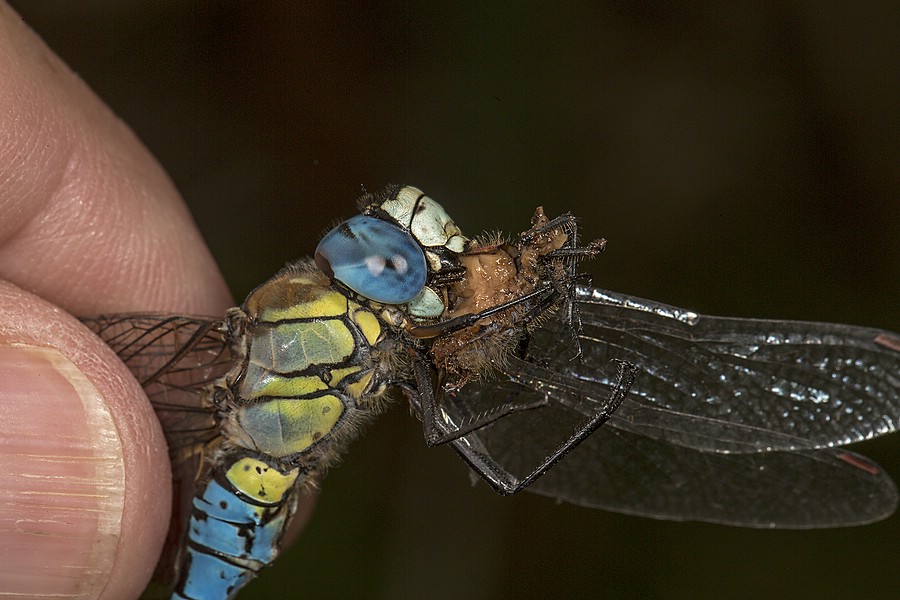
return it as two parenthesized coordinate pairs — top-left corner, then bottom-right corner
(406, 284), (557, 340)
(449, 359), (638, 495)
(509, 359), (637, 491)
(412, 358), (549, 447)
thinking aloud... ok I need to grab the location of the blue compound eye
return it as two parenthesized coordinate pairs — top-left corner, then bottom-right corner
(315, 215), (427, 304)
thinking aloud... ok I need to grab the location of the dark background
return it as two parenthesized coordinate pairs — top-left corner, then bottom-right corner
(11, 2), (898, 599)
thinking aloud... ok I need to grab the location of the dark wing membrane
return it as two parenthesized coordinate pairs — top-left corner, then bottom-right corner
(454, 378), (897, 527)
(81, 314), (232, 592)
(442, 287), (900, 527)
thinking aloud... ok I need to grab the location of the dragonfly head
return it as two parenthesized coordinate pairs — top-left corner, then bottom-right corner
(315, 185), (470, 317)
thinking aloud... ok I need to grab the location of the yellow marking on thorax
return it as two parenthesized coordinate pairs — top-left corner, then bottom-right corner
(242, 369), (329, 400)
(328, 365), (361, 385)
(258, 287), (349, 322)
(344, 371), (375, 398)
(349, 302), (383, 345)
(245, 271), (349, 322)
(238, 395), (344, 457)
(250, 320), (355, 374)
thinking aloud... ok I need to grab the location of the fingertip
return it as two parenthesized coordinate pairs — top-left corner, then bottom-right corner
(0, 5), (233, 319)
(0, 281), (169, 599)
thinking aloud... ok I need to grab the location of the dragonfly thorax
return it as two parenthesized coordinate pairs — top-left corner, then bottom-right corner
(219, 262), (392, 466)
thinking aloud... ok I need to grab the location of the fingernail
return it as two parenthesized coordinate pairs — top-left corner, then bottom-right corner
(0, 345), (124, 599)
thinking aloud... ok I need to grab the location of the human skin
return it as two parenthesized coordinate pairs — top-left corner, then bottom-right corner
(0, 4), (313, 598)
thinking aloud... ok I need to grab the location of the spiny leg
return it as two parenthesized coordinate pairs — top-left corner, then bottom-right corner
(407, 284), (557, 340)
(500, 359), (637, 493)
(412, 355), (637, 494)
(411, 357), (549, 447)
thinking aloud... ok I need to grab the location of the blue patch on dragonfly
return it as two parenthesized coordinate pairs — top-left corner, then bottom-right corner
(315, 214), (426, 304)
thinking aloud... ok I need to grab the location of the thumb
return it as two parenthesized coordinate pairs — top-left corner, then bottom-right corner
(0, 281), (169, 599)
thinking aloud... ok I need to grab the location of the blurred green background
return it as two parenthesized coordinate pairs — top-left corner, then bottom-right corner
(10, 2), (898, 599)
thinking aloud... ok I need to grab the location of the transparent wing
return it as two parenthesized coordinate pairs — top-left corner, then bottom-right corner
(81, 313), (232, 588)
(82, 314), (230, 453)
(442, 286), (900, 527)
(558, 287), (900, 453)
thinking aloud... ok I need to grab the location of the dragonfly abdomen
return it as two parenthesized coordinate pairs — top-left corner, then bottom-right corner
(172, 456), (298, 600)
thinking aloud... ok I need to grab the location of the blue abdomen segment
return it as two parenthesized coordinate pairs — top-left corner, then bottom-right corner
(172, 460), (299, 600)
(315, 214), (427, 304)
(172, 547), (253, 600)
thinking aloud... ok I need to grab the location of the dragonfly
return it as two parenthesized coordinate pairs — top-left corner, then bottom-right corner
(82, 185), (900, 600)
